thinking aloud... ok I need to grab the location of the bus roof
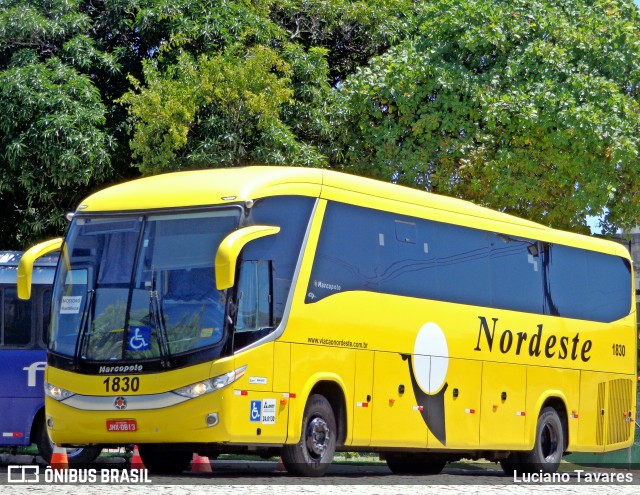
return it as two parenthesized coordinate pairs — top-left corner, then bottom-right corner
(0, 252), (58, 267)
(0, 251), (58, 285)
(76, 167), (629, 259)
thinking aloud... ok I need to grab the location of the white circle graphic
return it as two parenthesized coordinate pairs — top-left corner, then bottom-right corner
(413, 322), (449, 394)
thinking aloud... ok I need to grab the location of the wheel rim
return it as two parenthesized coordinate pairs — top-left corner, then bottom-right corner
(48, 437), (84, 459)
(305, 416), (330, 461)
(540, 422), (558, 462)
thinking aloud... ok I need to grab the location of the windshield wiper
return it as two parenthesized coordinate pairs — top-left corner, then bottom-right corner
(73, 289), (95, 371)
(149, 272), (171, 368)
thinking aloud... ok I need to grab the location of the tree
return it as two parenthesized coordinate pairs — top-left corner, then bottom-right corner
(271, 0), (426, 81)
(0, 0), (280, 245)
(120, 44), (329, 173)
(0, 0), (429, 246)
(119, 0), (433, 175)
(0, 0), (133, 248)
(119, 1), (334, 173)
(333, 0), (640, 234)
(5, 0), (638, 244)
(0, 50), (112, 246)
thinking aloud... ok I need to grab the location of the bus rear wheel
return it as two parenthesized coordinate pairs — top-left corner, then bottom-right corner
(385, 453), (446, 475)
(519, 406), (564, 473)
(35, 418), (101, 466)
(281, 394), (336, 477)
(138, 444), (192, 475)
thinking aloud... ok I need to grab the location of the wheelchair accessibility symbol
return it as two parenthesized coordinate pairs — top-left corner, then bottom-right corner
(250, 400), (262, 422)
(128, 325), (151, 351)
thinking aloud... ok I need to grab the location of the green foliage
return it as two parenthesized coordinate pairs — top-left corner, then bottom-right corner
(280, 44), (333, 155)
(130, 0), (282, 63)
(0, 0), (122, 75)
(334, 0), (640, 233)
(0, 0), (134, 248)
(0, 49), (112, 246)
(272, 0), (426, 79)
(120, 0), (427, 175)
(0, 0), (90, 57)
(0, 0), (430, 247)
(2, 0), (640, 246)
(120, 44), (326, 172)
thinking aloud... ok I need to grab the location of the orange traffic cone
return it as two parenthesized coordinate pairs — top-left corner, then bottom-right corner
(50, 444), (69, 471)
(130, 445), (146, 470)
(191, 453), (212, 473)
(277, 457), (286, 472)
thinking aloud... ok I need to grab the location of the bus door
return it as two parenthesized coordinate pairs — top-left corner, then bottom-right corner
(228, 260), (288, 443)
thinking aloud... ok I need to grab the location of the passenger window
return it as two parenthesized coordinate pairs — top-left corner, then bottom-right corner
(245, 196), (314, 325)
(306, 201), (630, 323)
(548, 245), (630, 322)
(3, 288), (32, 347)
(489, 234), (544, 314)
(233, 261), (273, 351)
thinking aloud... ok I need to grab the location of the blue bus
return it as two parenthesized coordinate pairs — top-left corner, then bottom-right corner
(0, 251), (101, 464)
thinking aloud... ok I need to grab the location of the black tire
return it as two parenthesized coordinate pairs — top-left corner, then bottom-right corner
(35, 418), (102, 466)
(385, 453), (446, 475)
(138, 444), (192, 475)
(281, 394), (337, 477)
(519, 406), (564, 474)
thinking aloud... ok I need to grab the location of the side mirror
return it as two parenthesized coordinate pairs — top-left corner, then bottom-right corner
(215, 226), (280, 290)
(18, 238), (63, 300)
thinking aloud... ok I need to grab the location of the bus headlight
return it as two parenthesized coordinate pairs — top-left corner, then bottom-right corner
(173, 365), (247, 398)
(44, 382), (76, 401)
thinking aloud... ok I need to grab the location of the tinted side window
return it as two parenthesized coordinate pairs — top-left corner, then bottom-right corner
(490, 235), (544, 314)
(2, 288), (32, 347)
(424, 222), (492, 308)
(548, 245), (630, 322)
(306, 203), (384, 300)
(233, 261), (273, 351)
(307, 202), (628, 323)
(243, 196), (314, 326)
(307, 202), (543, 311)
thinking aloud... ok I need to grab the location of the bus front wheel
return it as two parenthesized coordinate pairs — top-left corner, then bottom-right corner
(35, 418), (101, 466)
(281, 394), (336, 477)
(520, 406), (564, 473)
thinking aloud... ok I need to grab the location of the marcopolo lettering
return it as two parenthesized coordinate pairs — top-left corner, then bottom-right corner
(474, 316), (592, 362)
(98, 364), (143, 374)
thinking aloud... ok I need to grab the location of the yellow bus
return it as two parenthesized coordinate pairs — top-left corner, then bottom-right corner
(19, 167), (636, 476)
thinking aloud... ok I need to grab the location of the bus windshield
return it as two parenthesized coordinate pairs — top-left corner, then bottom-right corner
(50, 208), (241, 364)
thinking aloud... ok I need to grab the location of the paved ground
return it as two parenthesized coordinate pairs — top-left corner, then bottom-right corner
(1, 455), (639, 495)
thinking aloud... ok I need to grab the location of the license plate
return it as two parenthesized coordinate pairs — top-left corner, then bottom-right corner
(106, 419), (137, 432)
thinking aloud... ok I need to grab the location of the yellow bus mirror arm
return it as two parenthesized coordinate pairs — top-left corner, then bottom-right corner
(18, 237), (63, 300)
(215, 226), (280, 290)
